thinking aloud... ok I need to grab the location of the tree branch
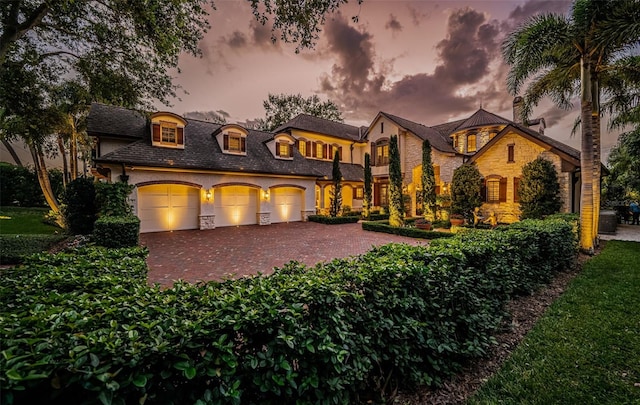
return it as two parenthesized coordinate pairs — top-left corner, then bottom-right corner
(0, 2), (51, 64)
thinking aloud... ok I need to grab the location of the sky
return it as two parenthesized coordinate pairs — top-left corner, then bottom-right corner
(166, 0), (623, 160)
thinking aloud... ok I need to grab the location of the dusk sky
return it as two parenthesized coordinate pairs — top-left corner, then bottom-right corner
(165, 0), (622, 159)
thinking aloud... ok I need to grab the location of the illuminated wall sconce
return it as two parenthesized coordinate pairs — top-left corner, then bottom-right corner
(263, 189), (270, 200)
(205, 189), (212, 201)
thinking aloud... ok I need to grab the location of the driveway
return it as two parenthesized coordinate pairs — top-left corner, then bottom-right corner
(140, 222), (427, 286)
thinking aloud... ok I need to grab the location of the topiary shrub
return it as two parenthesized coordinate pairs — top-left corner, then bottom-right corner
(518, 156), (562, 219)
(93, 215), (140, 248)
(62, 177), (97, 234)
(95, 181), (134, 216)
(308, 215), (360, 224)
(451, 164), (482, 220)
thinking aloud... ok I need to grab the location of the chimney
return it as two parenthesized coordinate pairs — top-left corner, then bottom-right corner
(513, 96), (524, 124)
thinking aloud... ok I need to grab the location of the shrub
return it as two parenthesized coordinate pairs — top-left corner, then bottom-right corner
(0, 163), (64, 207)
(1, 219), (578, 405)
(0, 234), (66, 264)
(95, 181), (134, 216)
(518, 157), (562, 219)
(308, 215), (360, 224)
(451, 164), (482, 219)
(362, 220), (453, 240)
(93, 215), (140, 248)
(62, 177), (97, 234)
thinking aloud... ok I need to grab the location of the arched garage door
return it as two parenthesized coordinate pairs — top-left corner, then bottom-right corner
(271, 187), (303, 223)
(215, 186), (258, 227)
(138, 184), (200, 233)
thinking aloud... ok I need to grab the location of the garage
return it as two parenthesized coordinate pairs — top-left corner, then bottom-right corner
(215, 186), (258, 227)
(138, 184), (200, 233)
(271, 187), (303, 223)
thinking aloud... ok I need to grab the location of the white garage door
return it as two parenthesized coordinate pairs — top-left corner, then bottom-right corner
(215, 186), (258, 227)
(271, 187), (302, 223)
(138, 184), (200, 233)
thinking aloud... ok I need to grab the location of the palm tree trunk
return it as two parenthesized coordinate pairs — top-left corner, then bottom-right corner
(591, 75), (601, 243)
(69, 115), (78, 180)
(1, 138), (23, 166)
(579, 58), (595, 254)
(29, 142), (63, 226)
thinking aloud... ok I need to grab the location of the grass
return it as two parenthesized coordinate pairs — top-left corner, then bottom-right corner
(469, 240), (640, 405)
(0, 206), (61, 234)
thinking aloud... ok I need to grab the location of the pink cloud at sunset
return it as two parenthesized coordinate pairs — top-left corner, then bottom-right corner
(167, 0), (622, 160)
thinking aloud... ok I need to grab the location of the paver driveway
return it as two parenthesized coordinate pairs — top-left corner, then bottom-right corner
(140, 221), (427, 286)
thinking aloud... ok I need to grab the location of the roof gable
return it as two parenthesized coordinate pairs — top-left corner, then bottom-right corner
(452, 109), (511, 133)
(275, 114), (362, 142)
(371, 112), (456, 153)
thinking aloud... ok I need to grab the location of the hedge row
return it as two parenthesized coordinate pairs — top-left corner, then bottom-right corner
(0, 234), (66, 265)
(307, 215), (360, 224)
(1, 219), (578, 404)
(94, 215), (141, 248)
(362, 220), (454, 240)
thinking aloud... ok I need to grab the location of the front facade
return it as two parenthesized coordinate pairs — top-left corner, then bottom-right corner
(89, 97), (582, 232)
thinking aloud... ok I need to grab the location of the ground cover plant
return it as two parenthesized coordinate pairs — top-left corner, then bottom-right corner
(468, 240), (640, 405)
(362, 219), (453, 239)
(1, 218), (578, 404)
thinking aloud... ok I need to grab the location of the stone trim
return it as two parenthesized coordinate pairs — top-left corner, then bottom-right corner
(302, 209), (315, 221)
(258, 212), (271, 226)
(199, 215), (215, 230)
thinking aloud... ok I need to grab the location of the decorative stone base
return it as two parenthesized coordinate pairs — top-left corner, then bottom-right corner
(199, 215), (215, 230)
(258, 212), (271, 226)
(302, 210), (315, 221)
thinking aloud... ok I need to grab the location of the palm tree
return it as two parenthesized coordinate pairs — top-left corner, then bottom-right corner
(502, 0), (640, 253)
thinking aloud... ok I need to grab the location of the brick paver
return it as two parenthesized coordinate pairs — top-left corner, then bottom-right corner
(140, 222), (427, 286)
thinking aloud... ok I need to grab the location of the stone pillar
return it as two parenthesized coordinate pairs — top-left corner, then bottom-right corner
(302, 209), (315, 221)
(258, 212), (271, 225)
(199, 215), (215, 230)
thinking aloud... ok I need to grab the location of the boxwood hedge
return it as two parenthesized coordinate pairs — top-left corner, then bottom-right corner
(307, 215), (361, 224)
(362, 220), (453, 239)
(0, 218), (578, 404)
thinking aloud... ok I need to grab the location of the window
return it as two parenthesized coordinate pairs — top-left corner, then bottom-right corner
(514, 177), (521, 202)
(380, 183), (389, 206)
(467, 134), (477, 153)
(381, 122), (384, 133)
(161, 123), (177, 144)
(507, 144), (515, 163)
(453, 135), (459, 149)
(355, 187), (364, 199)
(487, 179), (500, 202)
(315, 142), (324, 159)
(223, 131), (246, 153)
(298, 140), (306, 156)
(376, 143), (389, 165)
(278, 142), (289, 157)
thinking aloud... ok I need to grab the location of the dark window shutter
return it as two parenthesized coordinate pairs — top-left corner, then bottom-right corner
(241, 137), (246, 152)
(323, 144), (328, 159)
(499, 177), (507, 202)
(289, 143), (294, 157)
(371, 143), (376, 166)
(295, 139), (299, 150)
(514, 177), (520, 202)
(306, 141), (311, 157)
(152, 123), (161, 142)
(177, 127), (184, 145)
(338, 146), (343, 161)
(223, 134), (229, 150)
(435, 185), (441, 195)
(276, 141), (281, 156)
(481, 178), (487, 202)
(311, 142), (317, 157)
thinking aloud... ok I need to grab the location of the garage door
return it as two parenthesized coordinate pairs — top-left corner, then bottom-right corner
(215, 186), (258, 227)
(138, 184), (200, 233)
(271, 187), (302, 223)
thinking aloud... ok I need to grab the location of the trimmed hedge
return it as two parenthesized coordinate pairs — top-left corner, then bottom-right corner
(362, 220), (453, 240)
(1, 219), (578, 404)
(94, 215), (140, 248)
(0, 234), (66, 264)
(308, 215), (360, 224)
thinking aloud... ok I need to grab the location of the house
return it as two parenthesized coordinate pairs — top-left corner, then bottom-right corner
(88, 97), (582, 232)
(89, 104), (364, 232)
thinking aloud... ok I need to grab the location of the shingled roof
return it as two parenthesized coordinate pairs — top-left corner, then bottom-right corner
(275, 114), (363, 142)
(90, 104), (364, 179)
(450, 108), (511, 133)
(379, 112), (456, 153)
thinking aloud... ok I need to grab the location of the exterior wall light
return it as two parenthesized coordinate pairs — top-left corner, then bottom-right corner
(205, 189), (212, 201)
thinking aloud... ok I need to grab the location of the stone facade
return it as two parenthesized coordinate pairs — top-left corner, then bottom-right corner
(302, 209), (315, 221)
(258, 212), (271, 226)
(199, 215), (215, 230)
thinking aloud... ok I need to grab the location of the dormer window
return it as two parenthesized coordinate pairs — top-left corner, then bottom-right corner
(273, 133), (295, 160)
(276, 141), (293, 158)
(151, 112), (187, 149)
(216, 124), (249, 155)
(467, 134), (477, 153)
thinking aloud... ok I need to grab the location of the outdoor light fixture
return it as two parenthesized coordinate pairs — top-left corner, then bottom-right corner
(205, 189), (212, 201)
(264, 190), (270, 200)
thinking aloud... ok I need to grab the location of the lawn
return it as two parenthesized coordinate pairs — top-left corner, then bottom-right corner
(0, 206), (61, 234)
(469, 240), (640, 405)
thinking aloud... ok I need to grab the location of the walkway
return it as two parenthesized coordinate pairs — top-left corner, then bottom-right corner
(140, 222), (427, 286)
(599, 223), (640, 242)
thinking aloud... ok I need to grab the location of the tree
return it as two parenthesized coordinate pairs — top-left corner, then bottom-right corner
(420, 140), (436, 221)
(363, 153), (373, 219)
(451, 164), (482, 220)
(518, 157), (562, 219)
(605, 129), (640, 201)
(502, 0), (640, 253)
(1, 0), (356, 216)
(388, 135), (404, 227)
(183, 110), (228, 124)
(262, 93), (343, 131)
(329, 150), (342, 217)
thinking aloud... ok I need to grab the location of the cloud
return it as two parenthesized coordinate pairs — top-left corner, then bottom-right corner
(385, 14), (403, 35)
(407, 5), (430, 26)
(226, 31), (248, 49)
(508, 0), (572, 24)
(250, 19), (282, 50)
(319, 9), (506, 124)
